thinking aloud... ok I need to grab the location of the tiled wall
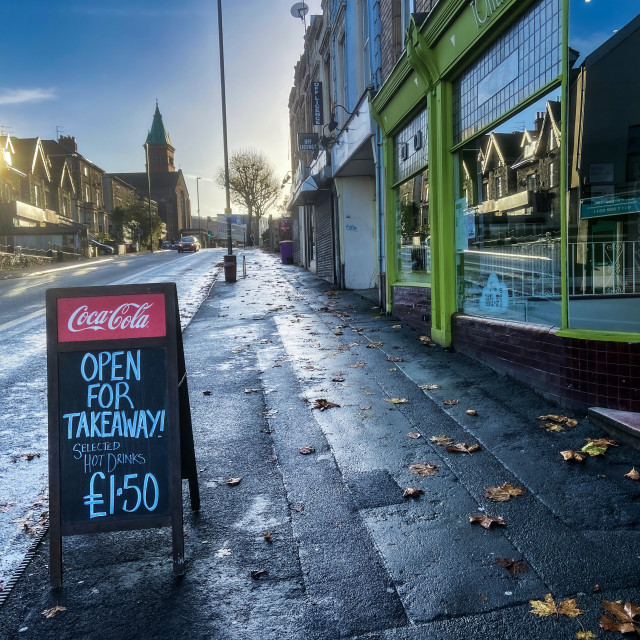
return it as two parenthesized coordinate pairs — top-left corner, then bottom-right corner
(453, 314), (640, 411)
(391, 285), (431, 335)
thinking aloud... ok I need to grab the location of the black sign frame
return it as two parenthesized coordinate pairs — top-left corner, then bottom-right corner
(46, 282), (199, 588)
(311, 81), (323, 126)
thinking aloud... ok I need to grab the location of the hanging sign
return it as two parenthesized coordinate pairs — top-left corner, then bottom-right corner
(297, 133), (319, 151)
(311, 81), (324, 126)
(46, 283), (200, 588)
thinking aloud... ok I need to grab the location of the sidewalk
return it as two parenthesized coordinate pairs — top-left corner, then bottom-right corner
(2, 249), (640, 640)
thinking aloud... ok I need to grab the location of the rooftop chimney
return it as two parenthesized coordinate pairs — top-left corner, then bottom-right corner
(58, 135), (78, 153)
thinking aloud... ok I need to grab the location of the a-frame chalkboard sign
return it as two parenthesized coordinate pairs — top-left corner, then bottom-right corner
(46, 283), (200, 588)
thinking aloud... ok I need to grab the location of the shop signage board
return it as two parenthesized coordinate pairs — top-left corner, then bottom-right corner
(46, 283), (200, 588)
(297, 133), (319, 151)
(581, 196), (640, 219)
(311, 81), (324, 126)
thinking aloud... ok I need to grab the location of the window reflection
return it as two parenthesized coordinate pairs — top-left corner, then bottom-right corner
(455, 93), (562, 325)
(567, 6), (640, 332)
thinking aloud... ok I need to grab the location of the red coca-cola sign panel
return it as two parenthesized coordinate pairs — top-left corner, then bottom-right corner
(57, 293), (166, 342)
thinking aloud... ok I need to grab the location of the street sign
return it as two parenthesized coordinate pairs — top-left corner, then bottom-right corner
(135, 228), (143, 236)
(46, 283), (200, 587)
(297, 133), (319, 151)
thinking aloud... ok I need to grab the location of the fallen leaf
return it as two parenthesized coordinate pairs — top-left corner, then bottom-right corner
(349, 362), (366, 368)
(43, 605), (66, 618)
(311, 398), (340, 411)
(407, 432), (422, 439)
(495, 558), (529, 577)
(466, 409), (478, 416)
(392, 324), (402, 328)
(575, 632), (596, 639)
(469, 514), (505, 529)
(250, 569), (267, 580)
(331, 376), (345, 382)
(530, 593), (584, 618)
(446, 443), (482, 454)
(581, 442), (608, 457)
(293, 504), (305, 512)
(586, 437), (617, 448)
(430, 435), (454, 446)
(367, 342), (384, 348)
(443, 399), (459, 406)
(540, 422), (565, 432)
(263, 532), (273, 543)
(418, 335), (431, 343)
(419, 384), (441, 390)
(600, 600), (640, 634)
(484, 483), (526, 502)
(203, 390), (212, 396)
(226, 477), (242, 486)
(625, 468), (640, 480)
(403, 487), (424, 499)
(334, 331), (343, 336)
(386, 357), (404, 362)
(409, 463), (440, 477)
(244, 388), (260, 394)
(386, 397), (408, 404)
(560, 450), (587, 463)
(538, 414), (579, 429)
(299, 446), (316, 455)
(360, 405), (372, 410)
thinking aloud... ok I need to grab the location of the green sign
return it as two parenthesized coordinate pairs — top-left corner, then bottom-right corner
(581, 196), (640, 219)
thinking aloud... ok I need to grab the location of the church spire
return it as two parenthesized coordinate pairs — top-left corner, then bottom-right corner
(145, 101), (175, 173)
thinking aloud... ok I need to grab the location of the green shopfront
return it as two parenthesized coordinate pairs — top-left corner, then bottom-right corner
(371, 0), (640, 411)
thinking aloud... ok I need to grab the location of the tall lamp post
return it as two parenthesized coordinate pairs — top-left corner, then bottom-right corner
(196, 177), (201, 244)
(144, 142), (154, 253)
(217, 0), (236, 281)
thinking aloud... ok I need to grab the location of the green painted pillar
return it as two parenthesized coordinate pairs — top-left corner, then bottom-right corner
(427, 80), (457, 347)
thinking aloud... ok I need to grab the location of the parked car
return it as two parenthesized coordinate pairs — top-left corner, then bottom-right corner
(177, 236), (200, 253)
(161, 241), (173, 249)
(88, 235), (114, 255)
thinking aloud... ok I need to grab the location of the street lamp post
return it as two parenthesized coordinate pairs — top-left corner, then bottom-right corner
(144, 142), (154, 253)
(196, 177), (201, 244)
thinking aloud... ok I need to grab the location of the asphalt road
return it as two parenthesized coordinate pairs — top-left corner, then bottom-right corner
(1, 249), (640, 640)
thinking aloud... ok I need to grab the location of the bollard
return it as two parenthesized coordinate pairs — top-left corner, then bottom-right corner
(242, 254), (247, 278)
(223, 253), (237, 282)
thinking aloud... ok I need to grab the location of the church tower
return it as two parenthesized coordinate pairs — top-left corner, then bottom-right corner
(145, 101), (175, 173)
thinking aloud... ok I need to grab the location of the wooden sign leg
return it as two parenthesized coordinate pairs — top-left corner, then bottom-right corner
(172, 511), (185, 576)
(50, 518), (62, 588)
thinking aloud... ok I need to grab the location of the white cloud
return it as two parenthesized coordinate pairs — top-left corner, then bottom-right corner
(0, 88), (56, 105)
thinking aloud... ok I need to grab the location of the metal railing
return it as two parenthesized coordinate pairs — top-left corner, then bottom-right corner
(568, 240), (640, 295)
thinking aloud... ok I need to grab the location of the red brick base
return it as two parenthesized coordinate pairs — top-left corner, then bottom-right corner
(452, 314), (640, 412)
(391, 286), (431, 336)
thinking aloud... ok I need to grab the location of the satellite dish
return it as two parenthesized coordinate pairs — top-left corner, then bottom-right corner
(290, 2), (309, 20)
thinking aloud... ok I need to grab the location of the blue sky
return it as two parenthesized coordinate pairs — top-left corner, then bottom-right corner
(0, 0), (321, 218)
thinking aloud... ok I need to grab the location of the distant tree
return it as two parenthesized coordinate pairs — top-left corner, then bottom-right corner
(111, 199), (162, 246)
(216, 149), (282, 241)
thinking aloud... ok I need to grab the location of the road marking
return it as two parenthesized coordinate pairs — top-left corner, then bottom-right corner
(0, 308), (45, 332)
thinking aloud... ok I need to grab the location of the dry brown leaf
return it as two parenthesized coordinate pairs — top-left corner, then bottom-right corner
(367, 342), (384, 348)
(430, 435), (454, 446)
(334, 331), (343, 336)
(43, 605), (66, 619)
(419, 384), (441, 390)
(331, 376), (345, 382)
(402, 487), (424, 499)
(386, 397), (408, 404)
(540, 422), (565, 432)
(418, 335), (431, 343)
(407, 432), (422, 439)
(392, 324), (402, 328)
(244, 388), (260, 394)
(409, 463), (440, 477)
(537, 414), (579, 428)
(226, 477), (243, 486)
(203, 390), (212, 396)
(263, 532), (273, 543)
(311, 398), (340, 411)
(560, 450), (587, 463)
(469, 514), (505, 529)
(625, 468), (640, 481)
(466, 409), (478, 416)
(586, 437), (617, 448)
(495, 558), (528, 577)
(299, 446), (316, 455)
(446, 443), (482, 454)
(387, 357), (404, 362)
(530, 593), (584, 618)
(600, 600), (640, 634)
(484, 483), (526, 502)
(349, 362), (366, 368)
(443, 399), (459, 406)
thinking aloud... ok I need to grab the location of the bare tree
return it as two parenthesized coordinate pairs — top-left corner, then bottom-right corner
(216, 149), (281, 243)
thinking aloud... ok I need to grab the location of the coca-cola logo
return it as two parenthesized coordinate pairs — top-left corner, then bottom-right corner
(58, 294), (166, 342)
(68, 302), (152, 333)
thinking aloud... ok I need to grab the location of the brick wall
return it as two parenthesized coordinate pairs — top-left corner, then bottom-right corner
(391, 285), (431, 335)
(453, 314), (640, 412)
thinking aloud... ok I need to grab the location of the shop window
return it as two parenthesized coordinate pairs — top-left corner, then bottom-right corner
(393, 168), (430, 284)
(454, 93), (561, 326)
(567, 2), (640, 333)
